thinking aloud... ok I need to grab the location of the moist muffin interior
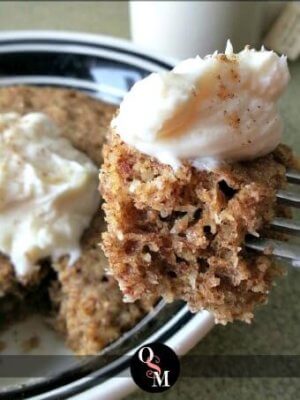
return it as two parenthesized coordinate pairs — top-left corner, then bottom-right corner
(0, 86), (153, 355)
(100, 129), (299, 324)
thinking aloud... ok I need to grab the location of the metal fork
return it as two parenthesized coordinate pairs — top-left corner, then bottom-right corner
(246, 169), (300, 266)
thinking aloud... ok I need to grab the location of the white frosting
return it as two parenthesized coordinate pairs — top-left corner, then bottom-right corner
(113, 41), (290, 170)
(0, 112), (99, 278)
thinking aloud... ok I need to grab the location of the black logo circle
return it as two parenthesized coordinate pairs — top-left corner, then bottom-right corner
(130, 342), (180, 393)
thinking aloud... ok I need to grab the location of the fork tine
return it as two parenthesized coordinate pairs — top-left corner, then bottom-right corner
(246, 169), (300, 263)
(246, 236), (300, 263)
(270, 217), (300, 235)
(286, 169), (300, 183)
(276, 189), (300, 207)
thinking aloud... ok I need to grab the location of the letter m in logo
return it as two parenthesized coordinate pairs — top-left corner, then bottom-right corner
(152, 371), (170, 388)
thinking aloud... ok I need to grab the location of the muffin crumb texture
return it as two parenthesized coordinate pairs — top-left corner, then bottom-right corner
(101, 130), (298, 324)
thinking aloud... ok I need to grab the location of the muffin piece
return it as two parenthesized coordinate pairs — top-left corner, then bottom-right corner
(0, 85), (113, 296)
(100, 43), (294, 324)
(0, 86), (153, 353)
(100, 131), (297, 323)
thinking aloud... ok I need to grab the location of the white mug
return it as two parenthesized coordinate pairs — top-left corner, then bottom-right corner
(130, 1), (265, 59)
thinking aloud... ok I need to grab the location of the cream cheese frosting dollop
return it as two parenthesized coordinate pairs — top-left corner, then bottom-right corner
(0, 112), (99, 278)
(113, 41), (290, 170)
